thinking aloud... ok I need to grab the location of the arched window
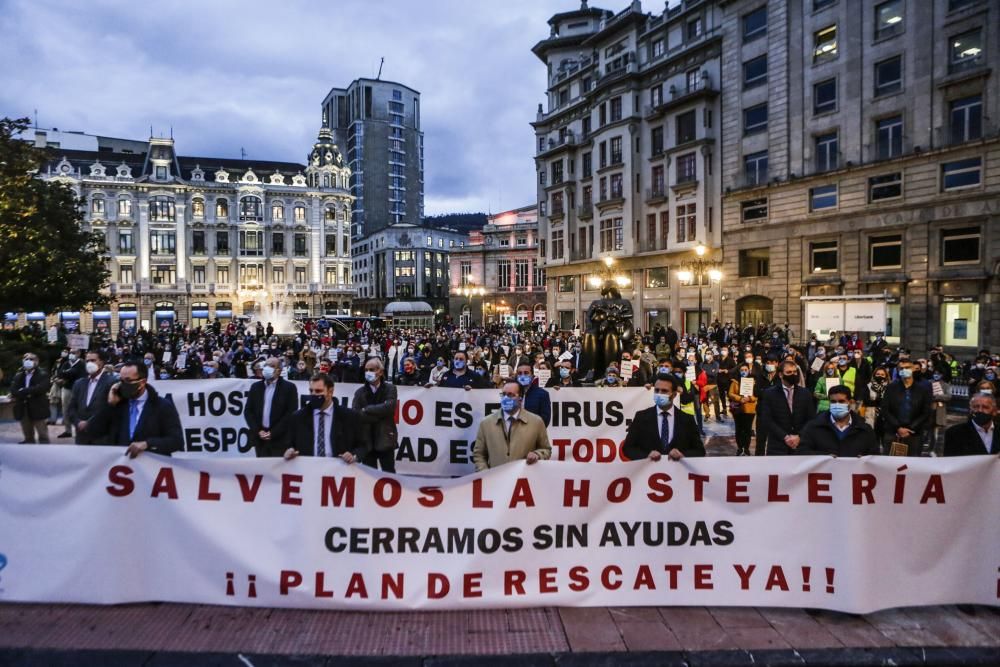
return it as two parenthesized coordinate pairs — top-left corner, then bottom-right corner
(324, 301), (338, 315)
(323, 174), (331, 188)
(191, 198), (205, 217)
(239, 196), (263, 222)
(216, 198), (229, 219)
(148, 196), (175, 222)
(325, 205), (336, 221)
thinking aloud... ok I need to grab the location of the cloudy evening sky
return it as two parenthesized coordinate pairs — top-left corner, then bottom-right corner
(0, 0), (591, 215)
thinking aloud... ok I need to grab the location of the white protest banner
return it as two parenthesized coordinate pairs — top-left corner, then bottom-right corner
(739, 377), (755, 398)
(0, 446), (997, 614)
(66, 333), (90, 350)
(844, 301), (887, 333)
(148, 380), (651, 477)
(805, 302), (844, 333)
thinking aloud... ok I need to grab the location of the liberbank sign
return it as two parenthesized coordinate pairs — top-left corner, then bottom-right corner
(801, 295), (888, 334)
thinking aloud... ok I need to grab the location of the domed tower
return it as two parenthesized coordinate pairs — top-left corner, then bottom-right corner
(305, 123), (348, 191)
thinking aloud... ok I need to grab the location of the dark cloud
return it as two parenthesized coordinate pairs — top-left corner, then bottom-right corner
(0, 0), (559, 214)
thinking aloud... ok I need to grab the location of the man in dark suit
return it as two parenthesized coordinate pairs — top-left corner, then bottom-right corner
(352, 358), (399, 472)
(89, 360), (183, 457)
(277, 373), (369, 462)
(623, 372), (705, 461)
(66, 350), (116, 445)
(944, 392), (998, 456)
(12, 353), (51, 443)
(881, 360), (932, 456)
(244, 357), (299, 457)
(798, 385), (878, 457)
(758, 360), (817, 455)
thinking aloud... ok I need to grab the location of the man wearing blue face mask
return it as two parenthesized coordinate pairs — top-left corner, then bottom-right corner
(881, 360), (932, 456)
(798, 386), (877, 457)
(472, 381), (551, 471)
(515, 361), (551, 426)
(623, 372), (704, 461)
(437, 351), (482, 390)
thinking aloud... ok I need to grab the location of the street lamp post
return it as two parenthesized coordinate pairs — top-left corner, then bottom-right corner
(676, 244), (723, 332)
(456, 284), (485, 327)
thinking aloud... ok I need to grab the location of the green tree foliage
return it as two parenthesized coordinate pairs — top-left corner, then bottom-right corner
(0, 117), (110, 315)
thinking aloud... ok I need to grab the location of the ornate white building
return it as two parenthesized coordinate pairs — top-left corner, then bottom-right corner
(27, 125), (354, 333)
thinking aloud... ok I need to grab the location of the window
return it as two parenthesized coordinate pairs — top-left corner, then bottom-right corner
(646, 214), (657, 245)
(869, 173), (902, 201)
(552, 230), (565, 259)
(551, 160), (563, 184)
(239, 231), (264, 257)
(216, 231), (229, 253)
(741, 198), (768, 222)
(744, 151), (769, 186)
(815, 132), (839, 172)
(599, 141), (607, 168)
(743, 6), (767, 42)
(539, 170), (546, 186)
(117, 197), (132, 217)
(582, 185), (593, 207)
(874, 56), (902, 96)
(215, 199), (229, 219)
(325, 267), (338, 284)
(676, 110), (696, 144)
(738, 248), (770, 277)
(558, 276), (575, 292)
(744, 103), (768, 134)
(342, 234), (350, 256)
(119, 265), (133, 284)
(941, 157), (982, 190)
(876, 115), (903, 159)
(273, 267), (284, 284)
(599, 177), (607, 201)
(676, 153), (697, 184)
(217, 266), (229, 284)
(814, 25), (838, 61)
(676, 204), (696, 243)
(810, 240), (838, 272)
(810, 184), (838, 210)
(551, 192), (564, 215)
(940, 301), (979, 347)
(155, 166), (167, 180)
(515, 260), (529, 289)
(599, 217), (623, 252)
(533, 263), (545, 288)
(652, 39), (664, 59)
(645, 268), (669, 288)
(610, 97), (622, 122)
(814, 0), (836, 9)
(950, 95), (982, 144)
(743, 55), (767, 88)
(497, 259), (511, 288)
(687, 16), (703, 40)
(192, 230), (206, 254)
(294, 233), (308, 256)
(271, 203), (284, 221)
(950, 29), (983, 73)
(151, 265), (176, 285)
(941, 226), (980, 264)
(610, 136), (622, 164)
(659, 212), (669, 250)
(651, 165), (665, 195)
(294, 205), (306, 223)
(294, 266), (307, 284)
(239, 196), (263, 222)
(90, 197), (105, 215)
(875, 0), (903, 39)
(813, 78), (837, 114)
(325, 234), (337, 255)
(650, 84), (663, 108)
(272, 233), (285, 254)
(192, 266), (206, 284)
(651, 127), (664, 155)
(869, 234), (903, 269)
(118, 230), (134, 254)
(148, 196), (175, 222)
(582, 152), (592, 177)
(610, 173), (623, 198)
(150, 231), (176, 255)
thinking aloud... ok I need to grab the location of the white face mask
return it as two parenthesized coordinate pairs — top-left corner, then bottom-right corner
(85, 361), (100, 375)
(261, 366), (276, 380)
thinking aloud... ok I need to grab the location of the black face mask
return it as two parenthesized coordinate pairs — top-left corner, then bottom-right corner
(119, 380), (142, 400)
(782, 373), (799, 385)
(971, 412), (993, 427)
(305, 395), (325, 410)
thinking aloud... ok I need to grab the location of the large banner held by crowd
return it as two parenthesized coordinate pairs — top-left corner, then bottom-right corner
(150, 379), (646, 476)
(0, 446), (997, 613)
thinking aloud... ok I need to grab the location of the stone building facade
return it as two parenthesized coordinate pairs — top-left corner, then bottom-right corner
(27, 125), (354, 334)
(719, 0), (1000, 352)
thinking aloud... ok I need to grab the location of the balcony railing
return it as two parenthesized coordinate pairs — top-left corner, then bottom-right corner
(645, 186), (667, 201)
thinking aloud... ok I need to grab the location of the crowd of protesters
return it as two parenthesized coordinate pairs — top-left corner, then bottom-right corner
(7, 316), (998, 458)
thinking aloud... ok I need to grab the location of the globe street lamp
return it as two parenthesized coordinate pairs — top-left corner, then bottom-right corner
(676, 243), (723, 331)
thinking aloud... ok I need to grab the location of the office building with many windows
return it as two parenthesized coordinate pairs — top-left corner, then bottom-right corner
(533, 0), (724, 334)
(27, 124), (353, 333)
(719, 0), (1000, 351)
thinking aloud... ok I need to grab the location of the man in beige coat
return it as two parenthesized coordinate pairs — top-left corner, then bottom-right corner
(472, 380), (552, 471)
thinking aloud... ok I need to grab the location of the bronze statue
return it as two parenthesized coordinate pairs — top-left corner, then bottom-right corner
(579, 281), (634, 381)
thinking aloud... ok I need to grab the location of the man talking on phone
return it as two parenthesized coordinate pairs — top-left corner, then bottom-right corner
(89, 360), (183, 457)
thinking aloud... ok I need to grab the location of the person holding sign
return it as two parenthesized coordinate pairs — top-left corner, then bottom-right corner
(758, 361), (816, 456)
(472, 381), (551, 471)
(813, 360), (840, 413)
(278, 374), (367, 462)
(516, 361), (551, 426)
(881, 360), (932, 457)
(245, 358), (299, 458)
(623, 372), (705, 461)
(90, 360), (183, 458)
(798, 386), (878, 457)
(727, 363), (757, 456)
